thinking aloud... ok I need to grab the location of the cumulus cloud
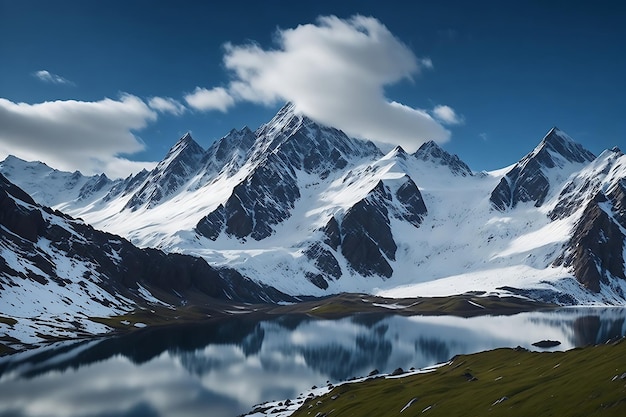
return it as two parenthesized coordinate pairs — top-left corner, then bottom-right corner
(217, 15), (453, 151)
(148, 96), (186, 116)
(33, 70), (75, 85)
(433, 105), (463, 125)
(184, 87), (234, 112)
(0, 94), (158, 178)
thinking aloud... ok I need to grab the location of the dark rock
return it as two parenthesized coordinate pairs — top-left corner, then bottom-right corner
(553, 192), (625, 293)
(532, 340), (561, 348)
(340, 182), (397, 278)
(78, 173), (111, 200)
(413, 141), (473, 177)
(125, 133), (205, 210)
(390, 367), (405, 376)
(0, 176), (46, 242)
(368, 369), (380, 376)
(0, 174), (294, 307)
(463, 372), (478, 381)
(196, 204), (225, 240)
(394, 176), (428, 227)
(304, 243), (342, 281)
(491, 127), (595, 211)
(322, 216), (341, 250)
(304, 272), (329, 290)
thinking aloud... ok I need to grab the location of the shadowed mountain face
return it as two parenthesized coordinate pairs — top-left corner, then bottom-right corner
(2, 105), (626, 304)
(490, 127), (596, 211)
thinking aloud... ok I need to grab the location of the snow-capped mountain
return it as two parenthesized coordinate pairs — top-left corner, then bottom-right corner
(490, 127), (596, 210)
(2, 104), (626, 304)
(0, 173), (290, 347)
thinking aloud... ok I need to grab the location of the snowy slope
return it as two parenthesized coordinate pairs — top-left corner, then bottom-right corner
(0, 155), (118, 207)
(0, 174), (290, 348)
(2, 104), (625, 304)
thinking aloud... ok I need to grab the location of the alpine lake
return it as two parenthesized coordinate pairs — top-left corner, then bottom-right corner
(1, 301), (626, 417)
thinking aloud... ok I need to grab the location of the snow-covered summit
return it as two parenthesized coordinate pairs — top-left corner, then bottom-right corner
(0, 155), (116, 207)
(490, 127), (596, 211)
(124, 133), (205, 210)
(413, 140), (473, 177)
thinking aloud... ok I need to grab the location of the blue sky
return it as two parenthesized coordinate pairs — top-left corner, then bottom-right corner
(0, 0), (624, 177)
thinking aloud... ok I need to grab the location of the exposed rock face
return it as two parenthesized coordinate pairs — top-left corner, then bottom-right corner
(340, 182), (397, 278)
(393, 176), (428, 227)
(0, 174), (45, 243)
(195, 103), (381, 241)
(200, 126), (256, 179)
(555, 190), (626, 293)
(103, 168), (150, 202)
(303, 242), (342, 290)
(490, 127), (595, 211)
(322, 216), (341, 250)
(0, 173), (291, 305)
(125, 133), (205, 210)
(413, 140), (473, 177)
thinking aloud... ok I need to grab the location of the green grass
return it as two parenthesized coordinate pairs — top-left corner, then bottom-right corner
(292, 340), (626, 417)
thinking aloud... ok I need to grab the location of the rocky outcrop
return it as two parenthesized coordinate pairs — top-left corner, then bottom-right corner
(413, 140), (473, 177)
(0, 173), (291, 304)
(340, 182), (397, 278)
(554, 192), (625, 293)
(125, 133), (205, 210)
(393, 176), (428, 227)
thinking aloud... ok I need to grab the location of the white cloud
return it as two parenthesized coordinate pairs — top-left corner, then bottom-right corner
(0, 94), (158, 178)
(432, 105), (463, 125)
(184, 87), (234, 112)
(219, 14), (451, 151)
(33, 70), (75, 85)
(148, 96), (186, 116)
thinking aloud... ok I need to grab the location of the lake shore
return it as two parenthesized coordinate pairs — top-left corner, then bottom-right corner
(1, 293), (557, 356)
(246, 336), (626, 417)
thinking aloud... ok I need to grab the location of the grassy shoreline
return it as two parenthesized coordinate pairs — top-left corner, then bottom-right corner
(281, 338), (626, 417)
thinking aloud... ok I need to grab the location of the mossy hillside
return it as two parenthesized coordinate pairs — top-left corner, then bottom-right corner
(293, 340), (626, 417)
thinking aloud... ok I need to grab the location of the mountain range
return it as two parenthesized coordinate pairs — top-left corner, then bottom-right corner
(2, 103), (626, 346)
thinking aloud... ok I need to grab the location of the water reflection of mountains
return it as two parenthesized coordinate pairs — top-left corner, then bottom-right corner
(2, 309), (625, 381)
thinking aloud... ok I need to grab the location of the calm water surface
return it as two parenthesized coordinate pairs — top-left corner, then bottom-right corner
(1, 308), (625, 417)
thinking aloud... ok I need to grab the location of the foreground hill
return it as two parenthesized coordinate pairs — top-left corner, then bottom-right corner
(2, 104), (626, 303)
(270, 338), (626, 417)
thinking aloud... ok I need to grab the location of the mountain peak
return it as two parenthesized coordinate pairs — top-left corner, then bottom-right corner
(388, 145), (408, 158)
(533, 127), (595, 166)
(124, 133), (206, 210)
(165, 133), (204, 160)
(490, 127), (595, 211)
(413, 140), (472, 176)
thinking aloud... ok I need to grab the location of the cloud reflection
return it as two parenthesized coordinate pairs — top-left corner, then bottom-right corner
(1, 308), (625, 417)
